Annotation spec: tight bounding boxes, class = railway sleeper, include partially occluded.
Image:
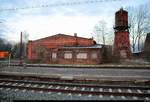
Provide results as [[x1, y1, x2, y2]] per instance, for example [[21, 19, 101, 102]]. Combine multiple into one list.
[[0, 85, 150, 98]]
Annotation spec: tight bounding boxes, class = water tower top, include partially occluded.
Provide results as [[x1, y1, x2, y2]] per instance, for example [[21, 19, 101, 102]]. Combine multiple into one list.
[[114, 8, 129, 31]]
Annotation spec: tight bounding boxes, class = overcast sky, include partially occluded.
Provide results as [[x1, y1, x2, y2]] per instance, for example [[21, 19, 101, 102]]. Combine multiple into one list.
[[0, 0, 149, 42]]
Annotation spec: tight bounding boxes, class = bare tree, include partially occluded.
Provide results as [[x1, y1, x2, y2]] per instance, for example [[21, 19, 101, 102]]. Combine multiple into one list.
[[93, 20, 113, 45], [94, 20, 106, 44], [127, 5, 150, 52], [35, 45, 47, 60], [11, 43, 20, 58]]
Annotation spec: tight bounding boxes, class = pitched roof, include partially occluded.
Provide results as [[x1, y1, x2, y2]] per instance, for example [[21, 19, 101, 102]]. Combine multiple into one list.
[[62, 44, 103, 49], [31, 33, 94, 42], [28, 33, 97, 49]]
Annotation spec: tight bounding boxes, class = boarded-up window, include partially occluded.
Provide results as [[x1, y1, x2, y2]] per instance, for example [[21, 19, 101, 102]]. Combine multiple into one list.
[[91, 52, 97, 59], [120, 50, 127, 58], [64, 52, 72, 59], [52, 52, 57, 59], [77, 53, 87, 59]]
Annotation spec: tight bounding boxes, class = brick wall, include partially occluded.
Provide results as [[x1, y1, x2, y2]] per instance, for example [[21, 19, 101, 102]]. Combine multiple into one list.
[[113, 31, 131, 58], [50, 48, 102, 65]]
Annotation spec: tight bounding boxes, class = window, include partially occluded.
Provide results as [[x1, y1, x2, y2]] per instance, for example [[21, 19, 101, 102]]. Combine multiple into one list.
[[64, 52, 72, 59], [91, 52, 97, 59], [52, 52, 57, 59], [77, 53, 87, 59]]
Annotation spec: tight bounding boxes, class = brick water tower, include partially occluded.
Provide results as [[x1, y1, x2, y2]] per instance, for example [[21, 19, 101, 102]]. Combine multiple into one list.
[[113, 8, 131, 58]]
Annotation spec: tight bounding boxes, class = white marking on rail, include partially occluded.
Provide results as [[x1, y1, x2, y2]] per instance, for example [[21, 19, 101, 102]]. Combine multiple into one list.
[[57, 92, 61, 95], [78, 94, 82, 96], [3, 82, 6, 84], [12, 83, 17, 86], [39, 91, 43, 93], [18, 83, 24, 86], [88, 94, 92, 97], [31, 90, 35, 93], [145, 97, 150, 100], [128, 89, 132, 93], [147, 90, 150, 93], [137, 89, 142, 93], [40, 85, 45, 88], [99, 88, 103, 92], [99, 95, 103, 98], [110, 95, 114, 99], [73, 87, 76, 90], [109, 88, 112, 92], [68, 93, 71, 96], [82, 87, 85, 91], [5, 82, 11, 85], [0, 82, 5, 85], [91, 88, 94, 91], [0, 88, 3, 90], [33, 84, 38, 87], [133, 96, 138, 100], [64, 86, 68, 90], [26, 84, 31, 87], [14, 89, 19, 92], [48, 85, 53, 89], [22, 89, 26, 92], [118, 89, 122, 93], [56, 86, 60, 89], [6, 88, 11, 91], [121, 96, 126, 99], [48, 92, 51, 94]]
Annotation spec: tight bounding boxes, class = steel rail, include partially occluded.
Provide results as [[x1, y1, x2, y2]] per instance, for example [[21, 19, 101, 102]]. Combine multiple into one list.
[[0, 79, 149, 90], [0, 84, 149, 98], [0, 74, 149, 86]]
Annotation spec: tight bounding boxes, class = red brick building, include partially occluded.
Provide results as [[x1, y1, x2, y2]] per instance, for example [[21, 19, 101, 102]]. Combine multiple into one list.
[[27, 34, 103, 64]]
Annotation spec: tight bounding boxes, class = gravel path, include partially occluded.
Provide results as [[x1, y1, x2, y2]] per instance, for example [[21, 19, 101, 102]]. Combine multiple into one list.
[[0, 66, 150, 79]]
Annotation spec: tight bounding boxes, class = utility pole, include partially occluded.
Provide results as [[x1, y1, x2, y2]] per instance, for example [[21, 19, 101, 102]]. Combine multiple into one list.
[[19, 32, 23, 65], [102, 28, 105, 45], [8, 52, 12, 67]]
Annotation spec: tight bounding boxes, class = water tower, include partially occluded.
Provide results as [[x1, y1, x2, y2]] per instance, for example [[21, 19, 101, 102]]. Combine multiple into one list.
[[113, 8, 131, 58]]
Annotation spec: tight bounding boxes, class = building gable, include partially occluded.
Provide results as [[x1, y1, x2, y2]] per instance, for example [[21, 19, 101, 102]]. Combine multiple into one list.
[[27, 33, 98, 61], [30, 34, 95, 48]]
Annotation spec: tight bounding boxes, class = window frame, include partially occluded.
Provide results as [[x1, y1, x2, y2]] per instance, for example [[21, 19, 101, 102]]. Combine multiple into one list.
[[52, 52, 57, 59], [91, 52, 98, 59], [64, 51, 72, 59], [76, 52, 87, 59]]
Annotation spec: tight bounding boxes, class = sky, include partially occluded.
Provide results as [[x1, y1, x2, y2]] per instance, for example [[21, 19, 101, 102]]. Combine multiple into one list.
[[0, 0, 150, 43]]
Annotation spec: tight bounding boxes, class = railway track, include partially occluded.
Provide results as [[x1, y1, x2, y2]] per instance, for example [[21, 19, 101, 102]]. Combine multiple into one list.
[[0, 79, 150, 100], [1, 63, 150, 100]]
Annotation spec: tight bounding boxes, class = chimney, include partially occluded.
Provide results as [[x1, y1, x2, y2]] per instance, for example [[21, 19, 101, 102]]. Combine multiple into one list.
[[74, 33, 78, 46], [74, 33, 77, 37]]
